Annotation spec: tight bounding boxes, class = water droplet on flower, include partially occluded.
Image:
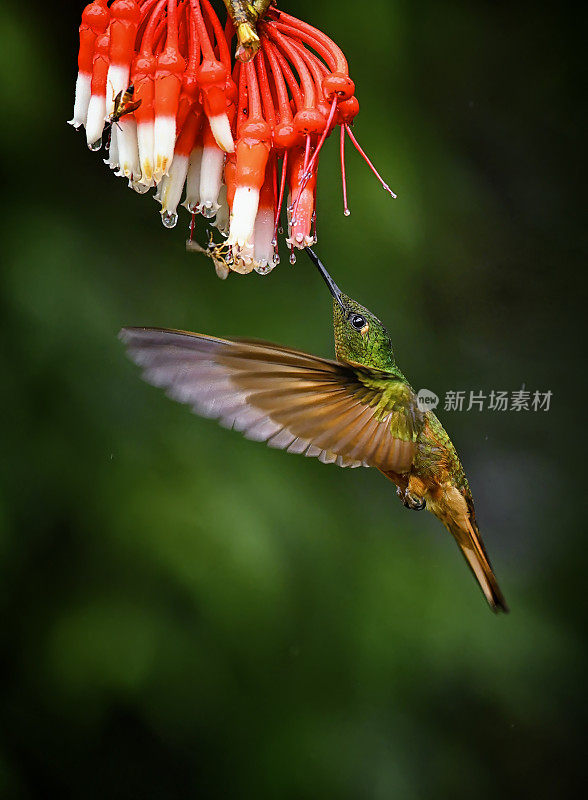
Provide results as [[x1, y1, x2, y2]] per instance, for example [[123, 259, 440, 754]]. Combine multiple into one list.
[[271, 237, 277, 247], [255, 261, 272, 275], [88, 138, 102, 152], [289, 252, 297, 265], [272, 253, 280, 265], [161, 210, 178, 229], [343, 208, 351, 217], [201, 202, 216, 219], [187, 202, 199, 214], [278, 226, 283, 235]]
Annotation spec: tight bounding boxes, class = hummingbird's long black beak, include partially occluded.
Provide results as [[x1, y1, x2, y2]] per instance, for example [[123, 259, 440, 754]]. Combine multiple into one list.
[[305, 247, 346, 311]]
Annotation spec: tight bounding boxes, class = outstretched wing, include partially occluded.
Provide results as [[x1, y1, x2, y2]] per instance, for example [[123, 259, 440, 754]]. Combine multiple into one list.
[[120, 327, 424, 473]]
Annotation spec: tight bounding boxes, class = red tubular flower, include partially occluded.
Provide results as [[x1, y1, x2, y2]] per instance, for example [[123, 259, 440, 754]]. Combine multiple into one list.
[[70, 0, 396, 277], [192, 0, 235, 153], [131, 0, 165, 186], [287, 143, 317, 250], [227, 59, 271, 267], [152, 1, 185, 181], [106, 0, 141, 116], [85, 28, 110, 149], [159, 105, 203, 226], [252, 154, 277, 273], [69, 0, 110, 129], [199, 118, 225, 216]]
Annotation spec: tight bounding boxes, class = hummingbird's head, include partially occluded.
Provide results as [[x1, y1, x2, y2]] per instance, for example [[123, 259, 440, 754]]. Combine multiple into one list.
[[305, 247, 396, 370]]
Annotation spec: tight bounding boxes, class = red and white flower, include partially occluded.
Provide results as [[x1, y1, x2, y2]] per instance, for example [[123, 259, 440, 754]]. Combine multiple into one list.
[[70, 0, 395, 277]]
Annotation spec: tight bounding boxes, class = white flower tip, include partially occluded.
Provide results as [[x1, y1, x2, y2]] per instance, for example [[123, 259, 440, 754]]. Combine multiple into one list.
[[254, 259, 275, 276], [286, 233, 314, 249], [227, 186, 259, 248], [131, 181, 150, 194], [139, 161, 154, 185], [198, 200, 220, 219], [208, 114, 235, 153], [181, 199, 199, 213]]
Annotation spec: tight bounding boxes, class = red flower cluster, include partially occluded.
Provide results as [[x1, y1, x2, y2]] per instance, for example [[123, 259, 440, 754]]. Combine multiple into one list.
[[70, 0, 395, 276]]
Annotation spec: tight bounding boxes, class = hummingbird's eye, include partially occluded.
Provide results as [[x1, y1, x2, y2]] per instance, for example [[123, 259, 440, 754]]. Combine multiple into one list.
[[350, 314, 368, 333]]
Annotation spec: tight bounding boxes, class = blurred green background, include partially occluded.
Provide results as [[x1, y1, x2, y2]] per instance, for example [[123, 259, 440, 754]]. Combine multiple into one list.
[[1, 1, 585, 797]]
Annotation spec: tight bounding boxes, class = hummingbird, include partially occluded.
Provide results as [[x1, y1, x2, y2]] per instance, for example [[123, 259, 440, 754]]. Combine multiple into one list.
[[120, 248, 508, 613]]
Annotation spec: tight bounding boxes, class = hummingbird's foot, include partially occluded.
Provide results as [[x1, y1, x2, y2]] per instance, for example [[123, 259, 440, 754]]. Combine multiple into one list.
[[397, 487, 426, 511]]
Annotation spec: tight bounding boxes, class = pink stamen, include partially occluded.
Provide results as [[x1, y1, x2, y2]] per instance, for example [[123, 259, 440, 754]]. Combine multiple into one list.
[[273, 150, 288, 243], [340, 123, 350, 215], [302, 134, 311, 176], [302, 95, 337, 181], [289, 95, 336, 224], [344, 123, 397, 198], [289, 135, 312, 223]]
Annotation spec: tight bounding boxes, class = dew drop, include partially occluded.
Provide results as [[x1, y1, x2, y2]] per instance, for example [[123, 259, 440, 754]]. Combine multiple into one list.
[[272, 253, 280, 265], [201, 203, 216, 219], [271, 237, 277, 247], [289, 252, 297, 265], [161, 210, 178, 229], [187, 202, 199, 214], [278, 226, 283, 234], [343, 208, 351, 217], [88, 138, 102, 152], [255, 261, 271, 275]]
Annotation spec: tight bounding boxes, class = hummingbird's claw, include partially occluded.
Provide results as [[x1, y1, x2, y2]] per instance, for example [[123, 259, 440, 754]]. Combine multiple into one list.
[[398, 488, 426, 511]]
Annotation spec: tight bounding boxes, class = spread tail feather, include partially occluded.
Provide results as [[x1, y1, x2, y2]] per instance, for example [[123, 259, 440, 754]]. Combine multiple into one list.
[[378, 468, 508, 612], [447, 515, 508, 613]]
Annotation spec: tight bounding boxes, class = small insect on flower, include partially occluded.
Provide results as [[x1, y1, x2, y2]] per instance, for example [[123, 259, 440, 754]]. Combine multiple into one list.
[[69, 0, 396, 278], [109, 83, 142, 127]]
